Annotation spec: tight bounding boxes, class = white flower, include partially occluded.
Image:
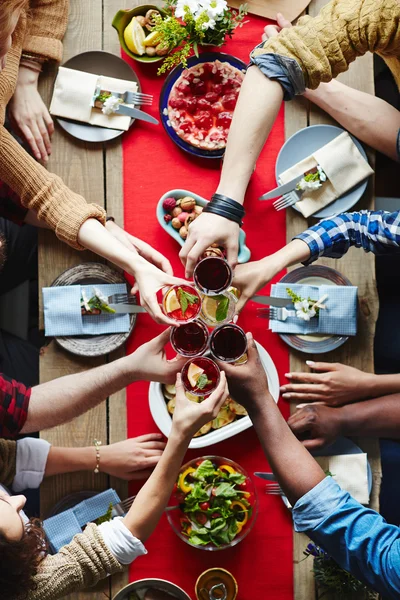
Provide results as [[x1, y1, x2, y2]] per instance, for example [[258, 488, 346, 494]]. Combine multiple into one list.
[[175, 0, 201, 18], [294, 299, 309, 312], [102, 96, 122, 115], [317, 164, 327, 182], [200, 0, 227, 18], [296, 178, 322, 191], [201, 15, 216, 29]]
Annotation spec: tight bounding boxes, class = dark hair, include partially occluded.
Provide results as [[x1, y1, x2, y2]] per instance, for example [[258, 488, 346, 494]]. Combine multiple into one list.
[[0, 518, 48, 599]]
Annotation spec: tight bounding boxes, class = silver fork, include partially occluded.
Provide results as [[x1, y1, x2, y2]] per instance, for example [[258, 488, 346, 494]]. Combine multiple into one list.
[[269, 306, 296, 321], [107, 293, 137, 305], [273, 189, 302, 211], [111, 91, 153, 106], [113, 495, 137, 516], [265, 483, 285, 496]]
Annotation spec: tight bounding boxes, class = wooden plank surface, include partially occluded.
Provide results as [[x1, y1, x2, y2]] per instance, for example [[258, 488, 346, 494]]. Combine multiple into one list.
[[285, 2, 381, 598]]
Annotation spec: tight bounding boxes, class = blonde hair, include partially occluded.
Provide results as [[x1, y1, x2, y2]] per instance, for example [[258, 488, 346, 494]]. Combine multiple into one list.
[[0, 0, 28, 51]]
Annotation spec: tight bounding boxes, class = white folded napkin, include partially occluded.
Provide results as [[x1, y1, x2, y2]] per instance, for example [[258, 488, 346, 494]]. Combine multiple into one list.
[[316, 453, 369, 505], [50, 67, 138, 131], [278, 132, 374, 218]]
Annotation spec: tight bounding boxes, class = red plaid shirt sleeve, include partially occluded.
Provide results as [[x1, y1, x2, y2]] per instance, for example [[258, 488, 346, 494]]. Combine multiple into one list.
[[0, 374, 31, 438]]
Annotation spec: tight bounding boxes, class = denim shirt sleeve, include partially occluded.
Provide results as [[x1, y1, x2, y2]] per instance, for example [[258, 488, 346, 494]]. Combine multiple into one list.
[[293, 477, 400, 599], [249, 42, 306, 101], [294, 210, 400, 265]]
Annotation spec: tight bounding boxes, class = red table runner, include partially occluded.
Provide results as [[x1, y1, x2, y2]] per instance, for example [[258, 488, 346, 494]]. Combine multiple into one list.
[[122, 15, 293, 599]]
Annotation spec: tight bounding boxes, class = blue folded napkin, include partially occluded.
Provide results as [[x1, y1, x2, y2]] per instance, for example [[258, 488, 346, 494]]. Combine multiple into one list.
[[43, 283, 130, 336], [270, 283, 358, 336], [43, 488, 121, 553]]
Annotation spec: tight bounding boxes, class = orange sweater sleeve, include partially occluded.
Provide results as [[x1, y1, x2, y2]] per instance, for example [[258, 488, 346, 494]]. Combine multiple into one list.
[[0, 126, 106, 249], [23, 0, 69, 62]]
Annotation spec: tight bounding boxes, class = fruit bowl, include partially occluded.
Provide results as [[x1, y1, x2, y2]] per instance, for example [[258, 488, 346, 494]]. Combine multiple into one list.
[[157, 188, 251, 264], [167, 456, 258, 551], [112, 5, 168, 64]]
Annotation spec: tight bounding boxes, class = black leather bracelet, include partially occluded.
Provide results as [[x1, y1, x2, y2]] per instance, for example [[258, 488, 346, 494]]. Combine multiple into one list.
[[209, 198, 245, 218], [211, 193, 245, 216], [203, 203, 243, 226]]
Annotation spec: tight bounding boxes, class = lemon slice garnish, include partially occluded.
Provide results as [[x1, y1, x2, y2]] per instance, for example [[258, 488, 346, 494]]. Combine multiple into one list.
[[144, 31, 161, 46], [124, 17, 146, 56], [165, 289, 180, 313], [187, 363, 204, 388], [201, 296, 219, 321]]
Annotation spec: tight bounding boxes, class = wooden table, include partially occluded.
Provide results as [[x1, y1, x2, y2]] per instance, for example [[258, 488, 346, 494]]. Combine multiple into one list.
[[38, 1, 380, 599]]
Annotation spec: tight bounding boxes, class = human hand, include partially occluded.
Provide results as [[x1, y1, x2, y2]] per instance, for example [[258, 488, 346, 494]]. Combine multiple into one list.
[[232, 258, 278, 313], [100, 434, 166, 480], [179, 213, 240, 278], [172, 372, 229, 437], [105, 221, 173, 287], [129, 328, 188, 384], [280, 362, 376, 407], [288, 404, 344, 450], [261, 12, 292, 42], [127, 255, 187, 325], [217, 333, 271, 410], [8, 66, 53, 162]]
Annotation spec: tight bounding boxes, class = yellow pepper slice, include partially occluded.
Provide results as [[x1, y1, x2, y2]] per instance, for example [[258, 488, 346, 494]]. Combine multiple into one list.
[[178, 467, 196, 493], [231, 500, 248, 526], [219, 464, 236, 475]]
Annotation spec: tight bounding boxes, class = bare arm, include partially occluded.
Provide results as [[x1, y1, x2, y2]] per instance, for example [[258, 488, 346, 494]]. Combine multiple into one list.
[[305, 80, 400, 161], [288, 393, 400, 451], [221, 334, 325, 507], [179, 68, 283, 275], [123, 373, 228, 542], [21, 329, 187, 433]]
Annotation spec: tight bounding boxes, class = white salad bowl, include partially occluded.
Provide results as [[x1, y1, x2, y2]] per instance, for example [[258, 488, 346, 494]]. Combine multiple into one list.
[[149, 340, 279, 448]]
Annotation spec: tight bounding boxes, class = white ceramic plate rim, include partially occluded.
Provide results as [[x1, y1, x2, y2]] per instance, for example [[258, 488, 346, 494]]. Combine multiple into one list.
[[149, 340, 279, 449]]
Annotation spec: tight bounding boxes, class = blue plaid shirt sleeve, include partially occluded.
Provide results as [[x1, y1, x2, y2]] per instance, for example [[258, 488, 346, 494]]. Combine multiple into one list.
[[294, 210, 400, 265], [293, 477, 400, 599]]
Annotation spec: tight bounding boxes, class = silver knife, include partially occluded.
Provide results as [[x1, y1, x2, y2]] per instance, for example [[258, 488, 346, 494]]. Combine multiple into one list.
[[259, 173, 305, 201], [254, 472, 277, 481], [114, 104, 159, 125], [109, 304, 147, 314], [251, 295, 292, 307]]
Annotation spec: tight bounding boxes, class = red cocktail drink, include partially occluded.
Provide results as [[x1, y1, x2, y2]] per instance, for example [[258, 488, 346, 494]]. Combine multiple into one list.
[[181, 356, 220, 397], [163, 285, 201, 323], [170, 320, 209, 357], [210, 324, 248, 363], [194, 257, 233, 295]]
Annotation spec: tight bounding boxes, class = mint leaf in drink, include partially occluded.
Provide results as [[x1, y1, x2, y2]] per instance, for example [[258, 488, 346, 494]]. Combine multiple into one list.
[[177, 288, 199, 315], [216, 296, 230, 322], [197, 373, 211, 390], [177, 287, 188, 315]]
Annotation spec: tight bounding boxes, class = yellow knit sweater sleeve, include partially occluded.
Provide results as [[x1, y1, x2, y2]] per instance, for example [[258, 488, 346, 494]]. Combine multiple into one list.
[[0, 439, 17, 487], [0, 126, 106, 249], [23, 0, 69, 63], [27, 524, 124, 600], [252, 0, 400, 89]]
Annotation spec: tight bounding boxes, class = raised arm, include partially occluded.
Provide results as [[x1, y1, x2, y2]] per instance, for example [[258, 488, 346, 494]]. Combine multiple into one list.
[[21, 330, 187, 433], [29, 374, 229, 600], [221, 335, 400, 599]]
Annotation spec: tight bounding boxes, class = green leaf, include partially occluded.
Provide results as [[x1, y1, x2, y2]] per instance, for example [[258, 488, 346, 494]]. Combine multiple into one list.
[[227, 472, 246, 484], [95, 503, 113, 525], [177, 287, 199, 315], [197, 373, 211, 389], [193, 41, 199, 58], [193, 459, 215, 480], [214, 482, 237, 498], [216, 296, 230, 322], [189, 533, 210, 546]]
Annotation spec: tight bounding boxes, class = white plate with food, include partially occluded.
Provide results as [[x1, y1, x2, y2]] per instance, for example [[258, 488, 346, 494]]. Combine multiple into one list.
[[149, 340, 279, 448]]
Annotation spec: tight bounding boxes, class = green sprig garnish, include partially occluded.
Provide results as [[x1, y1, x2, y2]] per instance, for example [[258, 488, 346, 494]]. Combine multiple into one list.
[[177, 287, 199, 315], [215, 295, 230, 322], [197, 373, 211, 389], [96, 92, 112, 103], [95, 503, 113, 525]]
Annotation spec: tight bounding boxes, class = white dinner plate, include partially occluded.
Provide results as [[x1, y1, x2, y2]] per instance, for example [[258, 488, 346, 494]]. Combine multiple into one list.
[[149, 340, 279, 449]]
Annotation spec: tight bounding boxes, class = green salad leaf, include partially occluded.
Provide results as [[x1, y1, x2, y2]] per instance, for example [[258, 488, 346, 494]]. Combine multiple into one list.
[[193, 459, 215, 480], [214, 482, 238, 498]]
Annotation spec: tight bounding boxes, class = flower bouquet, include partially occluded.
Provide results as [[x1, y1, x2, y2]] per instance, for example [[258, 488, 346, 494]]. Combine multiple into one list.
[[303, 542, 377, 599], [154, 0, 247, 73]]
